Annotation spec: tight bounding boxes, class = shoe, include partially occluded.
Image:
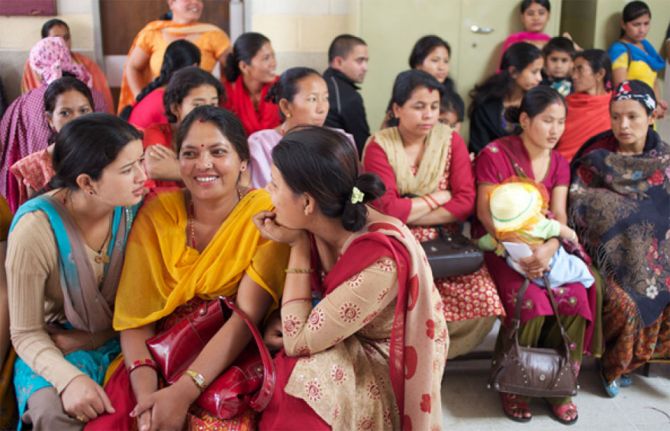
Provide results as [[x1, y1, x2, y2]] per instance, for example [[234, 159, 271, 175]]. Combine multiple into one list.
[[500, 392, 532, 423], [618, 374, 633, 387], [599, 369, 619, 398], [546, 399, 579, 425]]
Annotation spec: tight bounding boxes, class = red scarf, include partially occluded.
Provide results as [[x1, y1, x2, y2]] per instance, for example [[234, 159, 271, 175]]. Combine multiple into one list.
[[223, 76, 280, 136]]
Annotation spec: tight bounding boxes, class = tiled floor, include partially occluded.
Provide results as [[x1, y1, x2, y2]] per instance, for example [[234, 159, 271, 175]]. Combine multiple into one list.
[[441, 357, 670, 430]]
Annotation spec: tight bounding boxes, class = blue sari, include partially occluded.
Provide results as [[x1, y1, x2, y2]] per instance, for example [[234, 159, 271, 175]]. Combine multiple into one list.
[[9, 195, 137, 427]]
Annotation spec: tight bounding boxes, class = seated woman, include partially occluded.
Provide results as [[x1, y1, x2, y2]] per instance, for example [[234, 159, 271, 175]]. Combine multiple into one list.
[[119, 0, 230, 114], [6, 114, 146, 430], [409, 35, 464, 121], [363, 70, 504, 359], [257, 126, 447, 431], [0, 37, 108, 211], [247, 67, 353, 188], [556, 49, 612, 161], [87, 106, 288, 431], [570, 80, 670, 397], [469, 42, 543, 153], [21, 19, 114, 114], [475, 86, 599, 425], [10, 77, 94, 207], [223, 32, 280, 136], [124, 39, 201, 129], [142, 66, 223, 193]]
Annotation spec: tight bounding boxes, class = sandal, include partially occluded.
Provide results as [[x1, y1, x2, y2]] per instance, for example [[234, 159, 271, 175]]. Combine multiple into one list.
[[500, 392, 532, 423], [599, 369, 619, 398], [546, 400, 579, 425], [618, 374, 633, 387]]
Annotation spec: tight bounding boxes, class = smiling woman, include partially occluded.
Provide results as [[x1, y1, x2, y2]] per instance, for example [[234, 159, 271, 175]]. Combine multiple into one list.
[[88, 105, 288, 431]]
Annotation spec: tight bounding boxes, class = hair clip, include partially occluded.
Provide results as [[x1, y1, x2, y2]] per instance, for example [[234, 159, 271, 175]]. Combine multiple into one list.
[[351, 186, 365, 204]]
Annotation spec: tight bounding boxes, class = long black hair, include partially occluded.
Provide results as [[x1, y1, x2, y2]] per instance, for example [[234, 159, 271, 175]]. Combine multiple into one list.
[[469, 42, 542, 117], [49, 114, 142, 190], [163, 66, 224, 124], [620, 1, 651, 37], [120, 39, 201, 120], [265, 67, 322, 120], [273, 126, 385, 232], [223, 32, 271, 82]]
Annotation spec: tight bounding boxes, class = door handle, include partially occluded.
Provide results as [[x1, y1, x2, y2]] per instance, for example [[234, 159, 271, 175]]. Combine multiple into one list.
[[470, 25, 494, 34]]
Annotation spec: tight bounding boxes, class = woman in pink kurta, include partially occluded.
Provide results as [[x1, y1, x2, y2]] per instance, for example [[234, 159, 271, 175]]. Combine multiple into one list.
[[364, 70, 504, 359]]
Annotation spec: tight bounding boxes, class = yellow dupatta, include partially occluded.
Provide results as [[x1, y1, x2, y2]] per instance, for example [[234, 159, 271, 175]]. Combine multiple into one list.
[[366, 123, 452, 196], [113, 189, 289, 330]]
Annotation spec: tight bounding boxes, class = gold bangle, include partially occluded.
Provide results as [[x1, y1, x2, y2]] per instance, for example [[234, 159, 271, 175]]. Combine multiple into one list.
[[285, 268, 314, 274], [184, 369, 207, 392]]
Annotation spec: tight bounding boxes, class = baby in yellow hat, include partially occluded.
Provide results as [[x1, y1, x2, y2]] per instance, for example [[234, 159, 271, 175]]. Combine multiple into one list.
[[479, 180, 594, 287]]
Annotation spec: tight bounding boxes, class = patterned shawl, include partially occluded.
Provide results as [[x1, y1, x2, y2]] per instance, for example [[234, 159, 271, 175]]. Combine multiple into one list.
[[318, 214, 448, 430], [569, 129, 670, 326], [367, 123, 452, 196]]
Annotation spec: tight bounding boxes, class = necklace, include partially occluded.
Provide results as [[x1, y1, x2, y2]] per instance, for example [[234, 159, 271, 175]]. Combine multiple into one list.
[[188, 188, 243, 249], [64, 190, 112, 264]]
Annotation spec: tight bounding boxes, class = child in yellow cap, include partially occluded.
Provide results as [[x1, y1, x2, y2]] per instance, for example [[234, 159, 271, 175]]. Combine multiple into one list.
[[479, 179, 594, 288]]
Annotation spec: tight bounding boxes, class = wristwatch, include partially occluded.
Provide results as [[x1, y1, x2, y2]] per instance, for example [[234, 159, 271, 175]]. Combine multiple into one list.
[[184, 369, 207, 392]]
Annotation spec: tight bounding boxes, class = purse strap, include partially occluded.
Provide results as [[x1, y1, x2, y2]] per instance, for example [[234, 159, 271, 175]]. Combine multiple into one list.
[[218, 297, 276, 412], [511, 275, 573, 355]]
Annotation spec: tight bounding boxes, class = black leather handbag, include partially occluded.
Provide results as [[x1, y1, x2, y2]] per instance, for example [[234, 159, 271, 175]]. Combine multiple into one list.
[[421, 227, 484, 278], [488, 276, 578, 398]]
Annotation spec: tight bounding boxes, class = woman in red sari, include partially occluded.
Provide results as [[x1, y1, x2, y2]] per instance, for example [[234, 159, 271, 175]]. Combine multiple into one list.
[[256, 126, 447, 431], [475, 86, 600, 425], [223, 33, 280, 136]]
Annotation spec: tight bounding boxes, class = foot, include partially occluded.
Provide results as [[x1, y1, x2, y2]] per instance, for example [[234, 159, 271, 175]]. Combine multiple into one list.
[[600, 370, 619, 398], [548, 400, 579, 425], [618, 374, 633, 387], [500, 392, 532, 422]]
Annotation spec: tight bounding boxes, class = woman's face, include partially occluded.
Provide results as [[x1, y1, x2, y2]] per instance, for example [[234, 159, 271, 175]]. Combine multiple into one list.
[[392, 86, 440, 139], [242, 42, 277, 85], [172, 84, 219, 123], [521, 2, 550, 33], [267, 165, 308, 230], [571, 57, 601, 94], [47, 24, 71, 51], [520, 101, 566, 150], [282, 75, 329, 128], [622, 13, 651, 43], [179, 120, 246, 202], [92, 139, 147, 207], [417, 46, 450, 84], [610, 99, 653, 148], [513, 58, 544, 92], [168, 0, 203, 23], [47, 90, 93, 132]]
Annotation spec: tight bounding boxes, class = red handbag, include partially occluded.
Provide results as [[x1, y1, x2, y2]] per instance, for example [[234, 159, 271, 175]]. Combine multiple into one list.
[[145, 296, 275, 419]]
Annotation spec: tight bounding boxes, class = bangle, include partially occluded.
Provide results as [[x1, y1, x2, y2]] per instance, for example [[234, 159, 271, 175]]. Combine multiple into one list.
[[127, 358, 157, 374], [285, 268, 313, 274], [425, 194, 440, 209], [282, 297, 312, 307], [419, 196, 435, 210], [184, 369, 207, 392]]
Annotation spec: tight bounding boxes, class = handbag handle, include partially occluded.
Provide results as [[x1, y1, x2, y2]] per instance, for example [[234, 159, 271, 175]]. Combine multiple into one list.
[[510, 275, 574, 356], [218, 296, 276, 412]]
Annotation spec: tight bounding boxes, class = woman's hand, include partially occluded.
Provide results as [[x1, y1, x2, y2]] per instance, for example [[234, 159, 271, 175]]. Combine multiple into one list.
[[656, 99, 668, 120], [519, 238, 559, 279], [46, 325, 91, 355], [130, 378, 196, 431], [263, 310, 284, 352], [253, 211, 308, 247], [61, 375, 115, 422], [144, 145, 180, 181]]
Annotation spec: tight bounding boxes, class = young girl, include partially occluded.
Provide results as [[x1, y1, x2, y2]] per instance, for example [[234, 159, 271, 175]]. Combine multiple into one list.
[[608, 1, 667, 118], [501, 0, 552, 57]]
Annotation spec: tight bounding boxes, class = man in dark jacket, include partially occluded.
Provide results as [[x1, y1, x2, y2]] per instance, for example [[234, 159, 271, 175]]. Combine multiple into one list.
[[323, 34, 370, 156]]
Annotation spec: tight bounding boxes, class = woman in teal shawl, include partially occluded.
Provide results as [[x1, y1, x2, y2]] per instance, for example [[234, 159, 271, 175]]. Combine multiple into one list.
[[6, 114, 146, 430]]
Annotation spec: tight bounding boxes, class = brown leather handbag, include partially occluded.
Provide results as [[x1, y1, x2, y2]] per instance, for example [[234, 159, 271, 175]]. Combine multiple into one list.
[[146, 296, 275, 419], [422, 227, 484, 278], [488, 276, 578, 398]]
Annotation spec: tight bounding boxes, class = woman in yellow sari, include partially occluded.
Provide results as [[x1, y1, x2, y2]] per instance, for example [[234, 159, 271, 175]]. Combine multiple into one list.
[[86, 106, 288, 431], [119, 0, 231, 113]]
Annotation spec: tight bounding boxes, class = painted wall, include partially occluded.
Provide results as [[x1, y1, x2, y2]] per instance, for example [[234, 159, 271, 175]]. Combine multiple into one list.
[[0, 0, 97, 102]]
